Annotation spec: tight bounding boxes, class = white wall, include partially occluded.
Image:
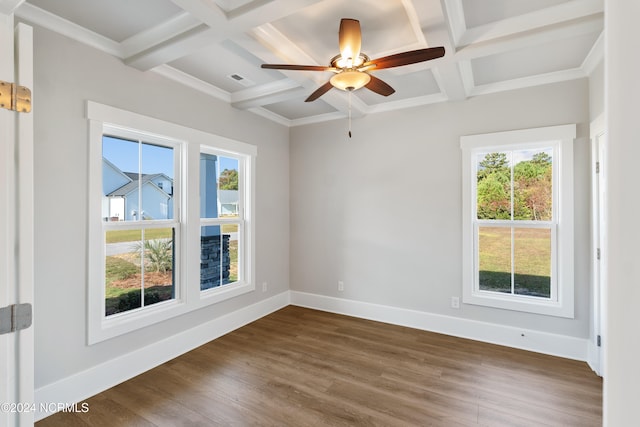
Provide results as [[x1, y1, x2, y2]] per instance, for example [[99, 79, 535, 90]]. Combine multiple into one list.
[[290, 78, 591, 341], [31, 25, 290, 389], [604, 1, 640, 424]]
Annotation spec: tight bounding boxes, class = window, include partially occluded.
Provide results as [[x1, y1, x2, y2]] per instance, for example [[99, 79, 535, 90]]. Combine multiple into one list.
[[199, 151, 243, 292], [102, 133, 179, 317], [88, 102, 256, 343], [461, 125, 575, 317]]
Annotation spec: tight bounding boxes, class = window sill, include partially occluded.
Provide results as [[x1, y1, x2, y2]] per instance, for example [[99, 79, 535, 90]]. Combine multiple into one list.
[[89, 299, 188, 345], [200, 281, 255, 304], [462, 290, 574, 318]]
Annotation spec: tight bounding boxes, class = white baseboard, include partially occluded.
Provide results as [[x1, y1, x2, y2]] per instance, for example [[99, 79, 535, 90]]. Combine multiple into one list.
[[34, 291, 290, 422], [35, 290, 591, 422], [587, 338, 602, 376], [290, 291, 589, 362]]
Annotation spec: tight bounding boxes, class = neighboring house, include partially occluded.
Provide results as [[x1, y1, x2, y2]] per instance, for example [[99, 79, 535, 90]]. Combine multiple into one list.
[[218, 189, 239, 216], [102, 158, 173, 221]]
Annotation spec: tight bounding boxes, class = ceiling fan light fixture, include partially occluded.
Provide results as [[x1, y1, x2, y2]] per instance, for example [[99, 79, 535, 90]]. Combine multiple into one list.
[[331, 53, 369, 69], [330, 70, 371, 91], [261, 18, 445, 102]]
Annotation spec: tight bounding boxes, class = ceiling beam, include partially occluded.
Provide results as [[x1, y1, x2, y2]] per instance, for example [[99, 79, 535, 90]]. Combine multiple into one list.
[[151, 64, 231, 102], [120, 11, 203, 59], [414, 0, 466, 101], [458, 0, 603, 47], [14, 2, 121, 56], [125, 0, 323, 71], [455, 14, 603, 61], [441, 0, 466, 46], [468, 68, 587, 98], [581, 31, 604, 75], [124, 24, 217, 70], [0, 0, 25, 15], [230, 79, 306, 109]]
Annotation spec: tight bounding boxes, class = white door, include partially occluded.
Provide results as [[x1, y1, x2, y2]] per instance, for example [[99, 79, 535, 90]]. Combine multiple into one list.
[[0, 6, 34, 426], [591, 115, 607, 377]]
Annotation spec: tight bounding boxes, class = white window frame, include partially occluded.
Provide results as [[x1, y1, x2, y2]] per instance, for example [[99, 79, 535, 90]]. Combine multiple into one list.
[[88, 101, 256, 344], [460, 124, 575, 318], [198, 147, 255, 304]]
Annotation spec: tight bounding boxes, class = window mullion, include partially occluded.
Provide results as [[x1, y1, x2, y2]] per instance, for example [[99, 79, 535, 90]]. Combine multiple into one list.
[[510, 225, 515, 295], [140, 228, 145, 308]]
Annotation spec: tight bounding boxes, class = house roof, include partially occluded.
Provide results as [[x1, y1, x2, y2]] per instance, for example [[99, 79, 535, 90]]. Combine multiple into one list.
[[107, 173, 172, 197], [219, 190, 239, 204]]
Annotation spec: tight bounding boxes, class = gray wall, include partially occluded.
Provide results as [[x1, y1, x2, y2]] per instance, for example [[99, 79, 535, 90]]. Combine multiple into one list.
[[30, 17, 597, 391], [32, 25, 290, 388], [589, 61, 604, 121], [604, 0, 640, 422], [290, 78, 591, 339]]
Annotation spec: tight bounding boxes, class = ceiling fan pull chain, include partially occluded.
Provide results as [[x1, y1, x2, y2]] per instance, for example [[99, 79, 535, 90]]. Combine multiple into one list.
[[348, 90, 352, 138]]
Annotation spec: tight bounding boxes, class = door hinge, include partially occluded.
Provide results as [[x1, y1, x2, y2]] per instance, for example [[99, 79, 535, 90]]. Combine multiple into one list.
[[597, 335, 602, 347], [0, 80, 32, 113], [0, 303, 33, 335], [597, 248, 601, 260], [595, 161, 600, 174]]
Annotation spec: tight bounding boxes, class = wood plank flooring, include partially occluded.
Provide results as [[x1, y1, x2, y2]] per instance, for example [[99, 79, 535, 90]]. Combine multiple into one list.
[[37, 306, 602, 426]]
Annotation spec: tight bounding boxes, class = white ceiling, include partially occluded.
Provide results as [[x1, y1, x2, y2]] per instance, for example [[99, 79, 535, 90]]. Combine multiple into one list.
[[12, 0, 603, 127]]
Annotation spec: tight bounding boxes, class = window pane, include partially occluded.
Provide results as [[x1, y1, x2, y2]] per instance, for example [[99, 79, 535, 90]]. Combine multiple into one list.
[[141, 143, 174, 220], [102, 136, 138, 222], [201, 225, 231, 290], [512, 149, 553, 221], [142, 228, 175, 307], [105, 229, 142, 316], [476, 152, 512, 220], [219, 156, 240, 218], [514, 228, 551, 298], [200, 154, 240, 219], [104, 228, 175, 316], [224, 224, 239, 283], [102, 137, 175, 222], [478, 226, 511, 293]]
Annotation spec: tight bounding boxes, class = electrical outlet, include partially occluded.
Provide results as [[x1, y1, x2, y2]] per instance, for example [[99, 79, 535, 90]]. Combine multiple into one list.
[[262, 282, 267, 292], [338, 281, 344, 291], [451, 296, 460, 309]]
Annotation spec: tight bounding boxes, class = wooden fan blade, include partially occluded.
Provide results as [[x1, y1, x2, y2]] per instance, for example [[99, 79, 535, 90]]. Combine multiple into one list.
[[262, 64, 336, 72], [363, 47, 445, 70], [365, 75, 395, 97], [305, 81, 334, 102], [339, 18, 361, 65]]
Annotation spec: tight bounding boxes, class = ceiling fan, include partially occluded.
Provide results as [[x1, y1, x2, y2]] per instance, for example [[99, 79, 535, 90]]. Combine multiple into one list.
[[261, 18, 445, 102]]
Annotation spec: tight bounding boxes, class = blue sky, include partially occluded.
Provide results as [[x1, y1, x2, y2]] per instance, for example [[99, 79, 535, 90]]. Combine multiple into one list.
[[103, 136, 238, 178]]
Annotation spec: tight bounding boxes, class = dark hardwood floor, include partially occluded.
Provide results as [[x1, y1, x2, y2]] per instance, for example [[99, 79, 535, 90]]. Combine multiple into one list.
[[37, 306, 602, 426]]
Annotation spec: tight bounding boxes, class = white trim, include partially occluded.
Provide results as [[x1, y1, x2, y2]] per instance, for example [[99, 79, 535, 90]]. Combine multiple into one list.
[[460, 124, 576, 318], [290, 291, 588, 361], [35, 291, 290, 422], [589, 113, 606, 377], [587, 339, 601, 375], [15, 2, 121, 57], [151, 64, 231, 103], [35, 290, 591, 422], [87, 102, 257, 157], [468, 68, 587, 98], [87, 101, 257, 344], [582, 32, 604, 76], [15, 23, 34, 426]]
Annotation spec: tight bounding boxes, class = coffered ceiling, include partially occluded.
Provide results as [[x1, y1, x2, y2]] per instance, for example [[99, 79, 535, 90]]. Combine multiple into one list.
[[10, 0, 603, 126]]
